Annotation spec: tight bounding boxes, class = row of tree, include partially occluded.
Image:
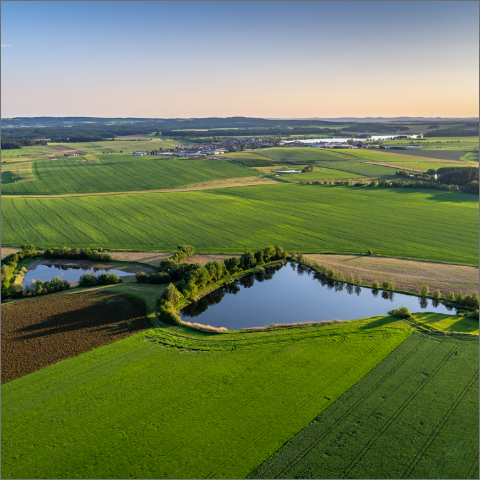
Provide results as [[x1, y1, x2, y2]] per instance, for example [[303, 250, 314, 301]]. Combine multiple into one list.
[[1, 245, 39, 299], [78, 272, 123, 287], [1, 139, 47, 149], [44, 246, 114, 262], [152, 245, 288, 325], [9, 276, 70, 298]]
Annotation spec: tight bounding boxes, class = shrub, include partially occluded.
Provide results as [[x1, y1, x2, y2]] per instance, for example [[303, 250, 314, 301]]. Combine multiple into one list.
[[388, 306, 412, 318], [160, 283, 183, 306], [355, 276, 362, 286], [456, 292, 464, 304], [158, 305, 182, 325], [79, 272, 122, 287], [367, 250, 373, 255], [346, 273, 355, 284], [372, 280, 379, 289], [382, 281, 390, 290], [419, 285, 429, 297], [446, 292, 455, 303], [469, 309, 479, 319], [389, 281, 395, 291], [433, 289, 441, 300]]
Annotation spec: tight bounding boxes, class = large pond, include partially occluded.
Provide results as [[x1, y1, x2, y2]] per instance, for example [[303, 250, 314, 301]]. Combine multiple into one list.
[[22, 261, 138, 285], [285, 135, 413, 143], [181, 263, 457, 330]]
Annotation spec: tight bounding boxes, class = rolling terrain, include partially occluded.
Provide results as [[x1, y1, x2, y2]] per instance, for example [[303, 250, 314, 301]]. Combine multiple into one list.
[[3, 184, 477, 264]]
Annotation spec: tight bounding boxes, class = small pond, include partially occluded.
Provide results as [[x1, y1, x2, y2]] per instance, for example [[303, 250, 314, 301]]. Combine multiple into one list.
[[181, 262, 458, 330], [22, 260, 139, 285]]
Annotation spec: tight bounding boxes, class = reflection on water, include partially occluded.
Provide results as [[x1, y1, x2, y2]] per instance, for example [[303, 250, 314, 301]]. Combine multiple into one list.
[[23, 263, 133, 284], [181, 262, 457, 330]]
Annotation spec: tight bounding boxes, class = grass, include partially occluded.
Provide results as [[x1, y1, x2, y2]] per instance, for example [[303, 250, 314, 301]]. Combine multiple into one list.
[[250, 331, 479, 479], [368, 161, 473, 172], [2, 184, 478, 264], [1, 319, 411, 479], [249, 147, 353, 162], [0, 146, 58, 158], [461, 152, 479, 162], [1, 157, 258, 195], [315, 161, 400, 177], [1, 161, 35, 184], [279, 167, 362, 180]]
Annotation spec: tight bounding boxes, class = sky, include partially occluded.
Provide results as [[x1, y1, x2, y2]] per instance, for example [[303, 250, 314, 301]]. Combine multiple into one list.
[[1, 1, 478, 119]]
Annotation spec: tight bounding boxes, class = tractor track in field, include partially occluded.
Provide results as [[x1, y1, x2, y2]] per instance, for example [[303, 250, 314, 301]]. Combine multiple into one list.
[[262, 334, 427, 479], [401, 368, 479, 479], [339, 341, 460, 479], [206, 333, 389, 479]]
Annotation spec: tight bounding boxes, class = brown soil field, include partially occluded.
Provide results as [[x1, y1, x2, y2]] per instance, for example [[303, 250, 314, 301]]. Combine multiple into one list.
[[2, 175, 277, 198], [1, 291, 151, 383], [186, 253, 241, 265], [305, 254, 479, 296]]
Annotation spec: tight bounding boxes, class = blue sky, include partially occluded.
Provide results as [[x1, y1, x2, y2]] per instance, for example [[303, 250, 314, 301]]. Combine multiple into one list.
[[2, 1, 478, 118]]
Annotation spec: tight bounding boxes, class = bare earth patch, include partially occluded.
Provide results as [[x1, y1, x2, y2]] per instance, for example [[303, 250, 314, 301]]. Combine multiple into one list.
[[305, 254, 479, 296], [186, 253, 241, 265], [107, 251, 172, 267], [1, 247, 45, 259]]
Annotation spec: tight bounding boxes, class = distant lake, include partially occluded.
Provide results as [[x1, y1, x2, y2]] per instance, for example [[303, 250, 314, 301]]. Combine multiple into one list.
[[180, 262, 457, 330]]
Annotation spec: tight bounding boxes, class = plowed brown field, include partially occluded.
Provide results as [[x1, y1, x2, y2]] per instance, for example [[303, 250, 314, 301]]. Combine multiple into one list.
[[1, 291, 151, 383]]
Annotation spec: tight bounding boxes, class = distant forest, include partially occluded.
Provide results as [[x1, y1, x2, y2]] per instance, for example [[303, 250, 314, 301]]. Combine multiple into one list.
[[1, 139, 47, 149]]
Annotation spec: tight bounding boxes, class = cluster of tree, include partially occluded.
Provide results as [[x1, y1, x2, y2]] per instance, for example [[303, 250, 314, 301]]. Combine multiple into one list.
[[233, 159, 275, 167], [9, 276, 70, 298], [388, 306, 413, 318], [444, 290, 479, 309], [167, 128, 340, 138], [159, 245, 195, 272], [44, 246, 114, 262], [436, 167, 479, 186], [50, 135, 106, 143], [302, 165, 314, 173], [1, 245, 39, 298], [424, 127, 479, 137], [1, 139, 48, 149], [78, 272, 123, 287]]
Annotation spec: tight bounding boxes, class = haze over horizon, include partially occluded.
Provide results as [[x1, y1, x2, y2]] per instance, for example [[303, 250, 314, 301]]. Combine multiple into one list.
[[1, 1, 478, 118]]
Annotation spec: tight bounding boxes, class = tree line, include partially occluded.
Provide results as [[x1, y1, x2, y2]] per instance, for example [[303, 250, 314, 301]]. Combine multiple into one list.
[[78, 272, 123, 287], [44, 246, 114, 262], [1, 139, 47, 149]]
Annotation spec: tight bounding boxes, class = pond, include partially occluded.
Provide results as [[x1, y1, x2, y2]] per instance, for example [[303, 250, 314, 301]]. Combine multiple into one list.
[[22, 260, 141, 285], [180, 262, 458, 330], [285, 135, 412, 143]]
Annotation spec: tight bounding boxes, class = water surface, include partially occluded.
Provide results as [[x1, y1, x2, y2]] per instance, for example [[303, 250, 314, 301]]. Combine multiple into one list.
[[181, 263, 457, 330]]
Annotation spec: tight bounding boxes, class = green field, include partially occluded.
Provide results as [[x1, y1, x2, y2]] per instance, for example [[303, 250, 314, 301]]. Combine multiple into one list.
[[2, 184, 478, 264], [1, 145, 58, 158], [1, 157, 257, 195], [1, 161, 35, 184], [1, 317, 411, 479], [369, 161, 474, 172], [251, 331, 479, 479], [280, 167, 362, 180], [315, 161, 400, 177], [461, 151, 479, 162], [248, 147, 352, 162]]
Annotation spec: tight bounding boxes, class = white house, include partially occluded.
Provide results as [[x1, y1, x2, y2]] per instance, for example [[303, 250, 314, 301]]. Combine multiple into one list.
[[133, 151, 147, 156]]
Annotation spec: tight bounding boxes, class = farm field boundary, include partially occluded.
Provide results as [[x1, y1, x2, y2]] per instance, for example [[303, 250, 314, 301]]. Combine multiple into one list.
[[250, 331, 479, 479]]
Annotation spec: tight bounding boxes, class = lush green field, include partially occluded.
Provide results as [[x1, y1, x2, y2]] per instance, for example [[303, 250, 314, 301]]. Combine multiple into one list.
[[251, 331, 479, 479], [1, 161, 35, 184], [1, 145, 57, 158], [1, 317, 410, 479], [316, 161, 400, 177], [1, 157, 257, 195], [280, 167, 362, 180], [3, 184, 478, 264], [250, 147, 352, 162], [369, 161, 473, 172], [462, 152, 479, 162]]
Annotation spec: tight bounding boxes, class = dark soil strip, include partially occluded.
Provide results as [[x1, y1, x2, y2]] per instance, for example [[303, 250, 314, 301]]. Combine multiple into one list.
[[1, 291, 151, 383]]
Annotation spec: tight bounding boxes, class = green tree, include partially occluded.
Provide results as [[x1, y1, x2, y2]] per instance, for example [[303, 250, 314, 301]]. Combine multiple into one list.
[[419, 285, 429, 297], [446, 292, 455, 302], [389, 281, 395, 291], [382, 281, 390, 290], [240, 251, 256, 270], [456, 292, 464, 304], [433, 289, 441, 300], [355, 275, 362, 286], [346, 273, 355, 284], [263, 246, 276, 262], [372, 280, 380, 289], [161, 283, 183, 306]]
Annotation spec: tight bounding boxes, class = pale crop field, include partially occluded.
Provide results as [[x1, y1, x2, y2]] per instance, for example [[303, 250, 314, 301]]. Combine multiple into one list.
[[1, 161, 35, 184], [2, 184, 478, 264]]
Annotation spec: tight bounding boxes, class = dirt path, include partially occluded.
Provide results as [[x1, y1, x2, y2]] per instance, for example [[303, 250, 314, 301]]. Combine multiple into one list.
[[305, 253, 479, 296], [2, 175, 276, 198]]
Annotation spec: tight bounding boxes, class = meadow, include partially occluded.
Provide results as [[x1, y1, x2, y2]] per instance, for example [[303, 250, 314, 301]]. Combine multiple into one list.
[[1, 145, 58, 158], [251, 331, 479, 479], [2, 184, 478, 264], [1, 161, 35, 184], [279, 167, 362, 180], [1, 157, 257, 195], [367, 161, 471, 172], [1, 318, 410, 479], [315, 161, 400, 177]]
